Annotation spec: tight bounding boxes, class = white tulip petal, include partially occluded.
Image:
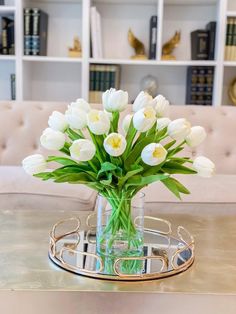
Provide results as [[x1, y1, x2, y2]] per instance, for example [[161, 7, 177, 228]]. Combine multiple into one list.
[[133, 106, 156, 133], [133, 91, 156, 112], [141, 143, 167, 166], [104, 133, 127, 157], [65, 107, 87, 130], [69, 139, 96, 162], [40, 128, 65, 150], [70, 99, 91, 113], [22, 154, 47, 175], [185, 126, 207, 147], [102, 88, 128, 112], [193, 156, 215, 178], [154, 94, 170, 118], [168, 118, 191, 141], [87, 109, 110, 135], [156, 117, 171, 130], [122, 114, 133, 133], [48, 111, 68, 132]]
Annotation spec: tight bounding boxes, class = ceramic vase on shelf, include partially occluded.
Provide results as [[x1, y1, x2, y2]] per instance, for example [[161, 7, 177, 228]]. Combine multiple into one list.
[[95, 192, 145, 276]]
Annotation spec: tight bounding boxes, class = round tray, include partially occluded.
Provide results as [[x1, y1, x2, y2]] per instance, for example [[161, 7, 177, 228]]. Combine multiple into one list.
[[49, 216, 195, 281]]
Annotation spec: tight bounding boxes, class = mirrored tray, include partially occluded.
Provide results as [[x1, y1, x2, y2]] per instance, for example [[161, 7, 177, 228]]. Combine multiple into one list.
[[49, 216, 195, 281]]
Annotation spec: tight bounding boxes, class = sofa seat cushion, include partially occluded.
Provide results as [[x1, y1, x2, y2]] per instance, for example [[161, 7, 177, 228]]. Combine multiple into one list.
[[0, 166, 96, 211], [143, 174, 236, 204]]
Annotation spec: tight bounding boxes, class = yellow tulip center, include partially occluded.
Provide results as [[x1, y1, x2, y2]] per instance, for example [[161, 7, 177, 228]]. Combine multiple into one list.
[[107, 137, 121, 149], [90, 112, 100, 122], [153, 147, 164, 158], [144, 108, 155, 119]]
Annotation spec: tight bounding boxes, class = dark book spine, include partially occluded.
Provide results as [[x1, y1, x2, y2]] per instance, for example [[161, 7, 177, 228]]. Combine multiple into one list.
[[10, 74, 16, 100], [32, 8, 48, 56], [24, 8, 32, 55], [1, 17, 9, 54], [206, 21, 216, 60], [191, 30, 209, 60], [149, 15, 157, 60], [7, 18, 14, 55], [39, 10, 48, 56], [232, 18, 236, 61], [186, 67, 195, 104], [31, 8, 40, 55]]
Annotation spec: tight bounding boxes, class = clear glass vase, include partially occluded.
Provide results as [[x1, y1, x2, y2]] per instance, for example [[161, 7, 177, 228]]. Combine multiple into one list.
[[96, 192, 145, 276]]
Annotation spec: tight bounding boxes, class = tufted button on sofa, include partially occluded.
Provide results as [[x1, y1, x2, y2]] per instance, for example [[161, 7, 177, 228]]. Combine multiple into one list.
[[0, 101, 236, 211]]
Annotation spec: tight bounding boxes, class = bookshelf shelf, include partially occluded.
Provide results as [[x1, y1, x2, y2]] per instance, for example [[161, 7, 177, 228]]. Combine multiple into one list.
[[226, 11, 236, 17], [0, 55, 16, 60], [0, 6, 16, 13], [224, 61, 236, 67], [89, 58, 217, 66], [0, 0, 233, 105], [22, 56, 82, 63]]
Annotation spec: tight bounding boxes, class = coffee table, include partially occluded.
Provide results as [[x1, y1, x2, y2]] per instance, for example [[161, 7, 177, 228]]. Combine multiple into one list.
[[1, 195, 236, 314]]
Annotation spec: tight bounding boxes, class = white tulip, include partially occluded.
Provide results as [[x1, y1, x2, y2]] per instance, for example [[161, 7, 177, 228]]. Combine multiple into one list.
[[65, 106, 87, 130], [102, 88, 128, 112], [156, 117, 171, 130], [69, 139, 96, 162], [48, 111, 68, 132], [185, 126, 207, 147], [132, 91, 156, 112], [155, 94, 170, 118], [22, 154, 47, 175], [133, 106, 156, 133], [40, 128, 65, 150], [122, 114, 133, 133], [193, 156, 215, 178], [69, 98, 91, 113], [141, 143, 167, 166], [168, 118, 191, 141], [87, 109, 110, 135], [104, 133, 127, 157]]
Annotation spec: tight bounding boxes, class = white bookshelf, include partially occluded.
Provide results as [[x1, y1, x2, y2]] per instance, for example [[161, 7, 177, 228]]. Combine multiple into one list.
[[0, 0, 235, 106]]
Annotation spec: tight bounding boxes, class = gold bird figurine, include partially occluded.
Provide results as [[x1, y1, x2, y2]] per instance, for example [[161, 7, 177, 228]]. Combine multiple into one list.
[[128, 29, 147, 60], [162, 31, 181, 60]]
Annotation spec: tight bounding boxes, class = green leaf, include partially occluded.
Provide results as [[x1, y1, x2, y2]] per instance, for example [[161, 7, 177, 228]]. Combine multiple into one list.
[[125, 133, 156, 167], [47, 156, 78, 166], [164, 140, 176, 150], [52, 165, 96, 179], [161, 177, 181, 199], [123, 120, 137, 159], [118, 165, 144, 187], [155, 126, 168, 141], [170, 178, 190, 194], [54, 172, 94, 183], [125, 173, 168, 188], [33, 172, 54, 180], [169, 157, 191, 164], [97, 162, 117, 178], [66, 128, 83, 141], [100, 173, 113, 186], [167, 146, 184, 158], [162, 161, 197, 174]]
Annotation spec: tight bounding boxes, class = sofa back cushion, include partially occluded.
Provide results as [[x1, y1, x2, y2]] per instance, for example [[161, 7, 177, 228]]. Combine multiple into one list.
[[0, 101, 235, 174]]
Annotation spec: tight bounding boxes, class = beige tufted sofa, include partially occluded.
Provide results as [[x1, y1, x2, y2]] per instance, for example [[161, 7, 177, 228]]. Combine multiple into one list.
[[0, 101, 236, 211]]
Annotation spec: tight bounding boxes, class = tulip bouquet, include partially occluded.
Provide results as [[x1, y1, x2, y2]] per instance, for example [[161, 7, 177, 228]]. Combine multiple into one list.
[[23, 89, 215, 274]]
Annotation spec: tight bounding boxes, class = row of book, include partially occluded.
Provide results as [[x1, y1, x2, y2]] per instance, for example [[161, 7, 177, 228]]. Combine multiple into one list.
[[23, 8, 48, 56], [0, 15, 14, 55], [89, 64, 120, 103], [225, 17, 236, 61], [186, 66, 214, 106], [191, 21, 216, 60]]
